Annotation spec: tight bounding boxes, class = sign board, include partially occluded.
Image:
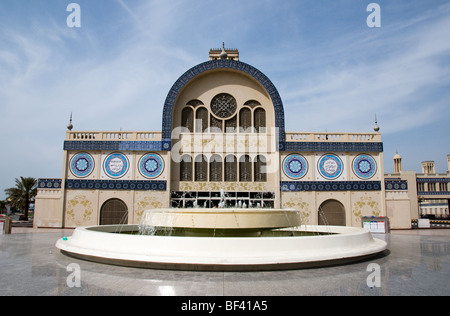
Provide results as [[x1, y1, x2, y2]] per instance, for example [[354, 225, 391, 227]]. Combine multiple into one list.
[[362, 216, 390, 233], [418, 219, 430, 228]]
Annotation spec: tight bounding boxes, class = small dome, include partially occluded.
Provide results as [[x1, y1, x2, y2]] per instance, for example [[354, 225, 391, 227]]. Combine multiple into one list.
[[394, 153, 402, 160]]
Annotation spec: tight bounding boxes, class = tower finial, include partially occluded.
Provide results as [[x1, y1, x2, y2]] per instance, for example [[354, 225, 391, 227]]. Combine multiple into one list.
[[220, 42, 228, 59], [67, 112, 73, 131], [373, 114, 380, 132]]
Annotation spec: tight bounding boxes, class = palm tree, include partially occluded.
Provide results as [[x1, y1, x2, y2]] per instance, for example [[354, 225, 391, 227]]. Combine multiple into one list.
[[0, 199, 6, 215], [4, 177, 37, 221]]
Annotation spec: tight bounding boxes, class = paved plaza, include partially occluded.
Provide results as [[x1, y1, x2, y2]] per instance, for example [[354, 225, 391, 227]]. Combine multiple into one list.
[[0, 228, 449, 296]]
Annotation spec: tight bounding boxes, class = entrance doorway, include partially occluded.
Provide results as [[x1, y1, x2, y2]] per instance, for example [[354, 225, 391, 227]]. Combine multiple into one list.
[[318, 200, 346, 226], [100, 199, 128, 225]]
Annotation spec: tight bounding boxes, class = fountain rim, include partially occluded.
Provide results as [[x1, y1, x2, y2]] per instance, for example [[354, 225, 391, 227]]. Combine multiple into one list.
[[56, 224, 388, 271]]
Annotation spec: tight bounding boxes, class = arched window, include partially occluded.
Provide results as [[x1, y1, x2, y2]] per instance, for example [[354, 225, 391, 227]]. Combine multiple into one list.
[[209, 155, 222, 182], [239, 108, 251, 132], [195, 155, 207, 181], [180, 155, 192, 181], [254, 108, 266, 133], [225, 155, 237, 182], [181, 107, 193, 132], [225, 116, 237, 133], [318, 200, 346, 226], [244, 100, 261, 108], [239, 155, 252, 182], [210, 115, 222, 132], [254, 155, 267, 182], [100, 199, 128, 225], [195, 107, 208, 132], [187, 99, 204, 107]]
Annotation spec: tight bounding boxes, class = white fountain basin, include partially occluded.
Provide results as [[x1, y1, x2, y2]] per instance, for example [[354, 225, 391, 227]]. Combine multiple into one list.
[[56, 224, 387, 271], [140, 208, 302, 229]]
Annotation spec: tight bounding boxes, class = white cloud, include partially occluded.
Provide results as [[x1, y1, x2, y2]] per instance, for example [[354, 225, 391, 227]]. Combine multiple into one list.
[[282, 8, 450, 134]]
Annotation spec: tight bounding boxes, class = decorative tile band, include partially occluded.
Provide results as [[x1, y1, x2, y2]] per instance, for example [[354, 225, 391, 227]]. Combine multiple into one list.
[[418, 191, 450, 196], [64, 141, 163, 151], [284, 142, 383, 153], [64, 140, 383, 154], [38, 179, 62, 189], [281, 181, 382, 192], [416, 178, 450, 183], [385, 180, 408, 191], [65, 179, 167, 191]]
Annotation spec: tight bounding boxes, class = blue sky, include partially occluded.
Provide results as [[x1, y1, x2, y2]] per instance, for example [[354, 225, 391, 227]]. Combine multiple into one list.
[[0, 0, 449, 198]]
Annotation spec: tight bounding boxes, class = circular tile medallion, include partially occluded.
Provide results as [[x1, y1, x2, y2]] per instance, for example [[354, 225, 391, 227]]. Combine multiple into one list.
[[139, 153, 164, 179], [283, 154, 308, 179], [70, 153, 94, 178], [104, 153, 129, 179], [318, 154, 343, 180], [353, 154, 377, 179]]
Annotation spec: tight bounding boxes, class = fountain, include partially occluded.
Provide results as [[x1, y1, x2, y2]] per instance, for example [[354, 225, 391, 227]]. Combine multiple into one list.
[[56, 190, 387, 271]]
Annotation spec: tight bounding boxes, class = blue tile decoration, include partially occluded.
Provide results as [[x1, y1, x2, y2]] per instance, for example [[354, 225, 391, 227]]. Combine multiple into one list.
[[353, 154, 377, 179], [318, 154, 344, 180], [64, 139, 383, 153], [66, 179, 167, 191], [103, 153, 129, 179], [283, 154, 308, 179], [385, 179, 408, 190], [418, 191, 450, 196], [161, 59, 286, 151], [416, 178, 450, 183], [281, 181, 382, 192], [38, 179, 62, 189], [284, 141, 383, 153], [64, 141, 163, 151], [138, 153, 164, 179], [70, 153, 94, 178]]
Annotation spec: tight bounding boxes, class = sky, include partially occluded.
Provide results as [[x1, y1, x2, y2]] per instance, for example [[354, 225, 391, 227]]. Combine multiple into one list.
[[0, 0, 449, 198]]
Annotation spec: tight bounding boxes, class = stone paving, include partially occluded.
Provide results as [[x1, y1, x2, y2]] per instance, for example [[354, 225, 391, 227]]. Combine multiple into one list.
[[0, 228, 449, 296]]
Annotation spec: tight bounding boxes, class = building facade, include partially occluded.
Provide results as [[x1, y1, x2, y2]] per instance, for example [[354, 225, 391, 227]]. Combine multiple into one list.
[[385, 154, 450, 228], [35, 47, 388, 229]]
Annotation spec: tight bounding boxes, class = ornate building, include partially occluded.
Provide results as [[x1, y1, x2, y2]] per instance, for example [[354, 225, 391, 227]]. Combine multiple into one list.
[[385, 154, 450, 228], [35, 46, 389, 229]]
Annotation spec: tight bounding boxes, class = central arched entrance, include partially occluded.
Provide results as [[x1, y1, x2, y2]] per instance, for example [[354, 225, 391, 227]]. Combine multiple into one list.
[[100, 199, 128, 225], [318, 200, 346, 226]]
